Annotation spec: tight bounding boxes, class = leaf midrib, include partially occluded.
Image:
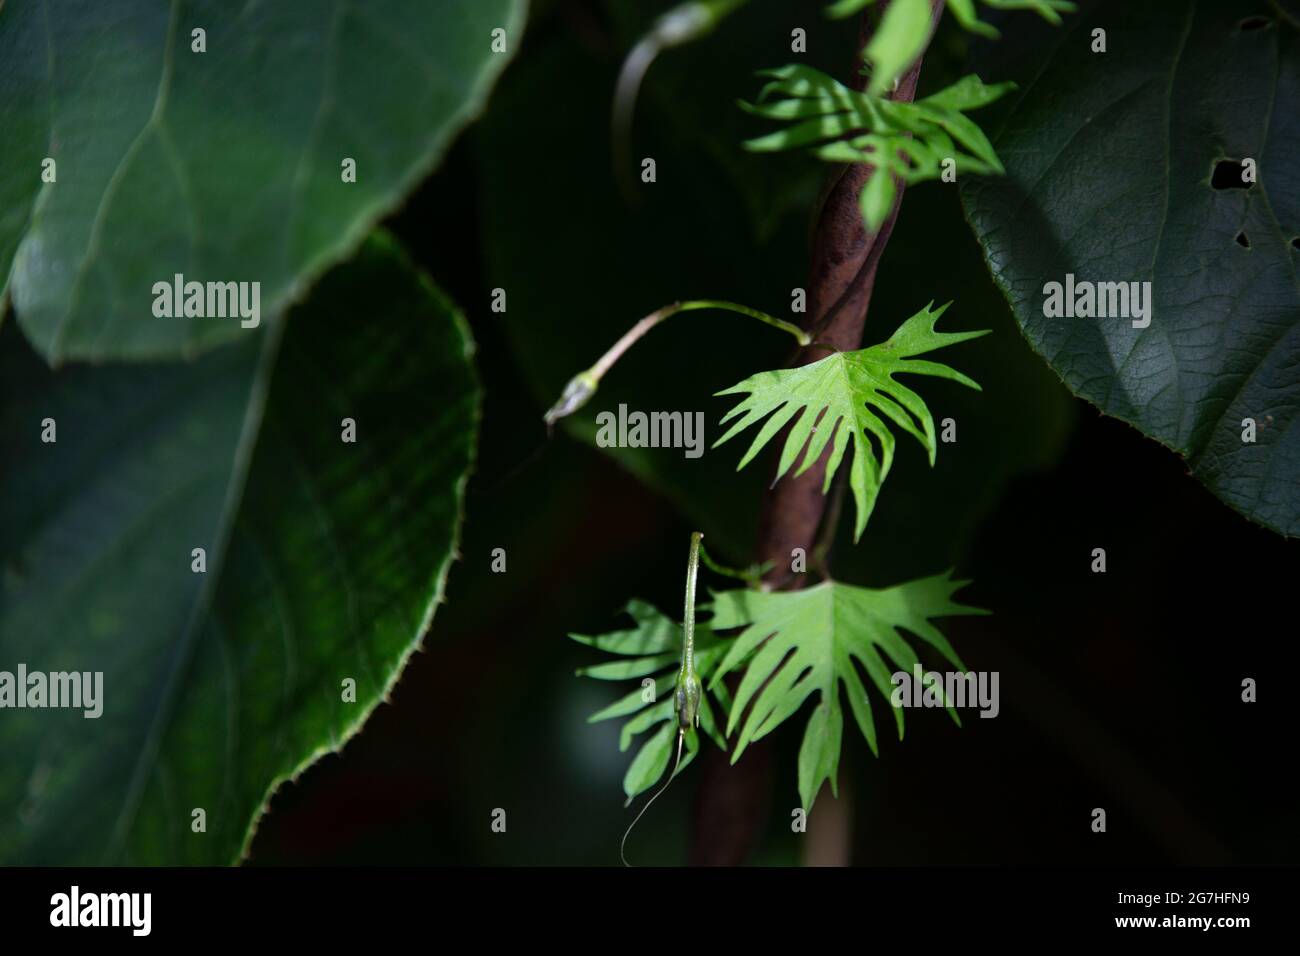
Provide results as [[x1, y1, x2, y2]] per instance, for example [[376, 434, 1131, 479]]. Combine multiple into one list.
[[102, 319, 286, 863]]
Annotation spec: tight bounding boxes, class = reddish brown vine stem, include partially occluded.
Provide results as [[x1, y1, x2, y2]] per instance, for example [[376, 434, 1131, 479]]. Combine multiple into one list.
[[687, 0, 946, 867]]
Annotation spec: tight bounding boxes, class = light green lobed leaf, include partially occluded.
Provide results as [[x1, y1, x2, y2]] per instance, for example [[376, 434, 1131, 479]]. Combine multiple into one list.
[[707, 572, 987, 811], [743, 67, 1014, 229], [827, 0, 1075, 39], [981, 0, 1075, 26], [571, 601, 733, 801], [714, 302, 988, 541], [861, 0, 935, 96]]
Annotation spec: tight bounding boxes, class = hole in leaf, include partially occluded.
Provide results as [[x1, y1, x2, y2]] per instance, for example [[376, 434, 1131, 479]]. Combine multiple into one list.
[[1238, 15, 1272, 30], [1211, 160, 1253, 190], [1236, 231, 1250, 248], [1292, 237, 1300, 251]]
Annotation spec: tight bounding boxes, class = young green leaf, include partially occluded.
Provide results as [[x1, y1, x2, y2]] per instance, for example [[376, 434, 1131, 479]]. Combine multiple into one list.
[[571, 602, 733, 801], [742, 66, 1014, 229], [622, 722, 685, 800], [706, 571, 987, 811], [943, 0, 1002, 37], [714, 302, 988, 541], [982, 0, 1075, 26], [861, 0, 934, 96], [826, 0, 1075, 38], [825, 0, 875, 18]]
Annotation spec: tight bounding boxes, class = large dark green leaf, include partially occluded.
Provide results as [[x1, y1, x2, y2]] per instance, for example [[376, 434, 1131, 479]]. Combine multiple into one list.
[[0, 235, 479, 864], [963, 0, 1300, 536], [0, 0, 524, 363]]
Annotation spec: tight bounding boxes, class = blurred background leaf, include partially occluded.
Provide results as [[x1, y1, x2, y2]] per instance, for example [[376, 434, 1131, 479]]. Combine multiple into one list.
[[0, 236, 478, 863], [0, 0, 525, 363]]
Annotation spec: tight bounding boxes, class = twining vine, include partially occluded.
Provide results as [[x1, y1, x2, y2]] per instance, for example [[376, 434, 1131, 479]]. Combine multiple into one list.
[[552, 0, 1073, 864]]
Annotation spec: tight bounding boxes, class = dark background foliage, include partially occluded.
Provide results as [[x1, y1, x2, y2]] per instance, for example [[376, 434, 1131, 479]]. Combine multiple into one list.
[[244, 0, 1298, 865]]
